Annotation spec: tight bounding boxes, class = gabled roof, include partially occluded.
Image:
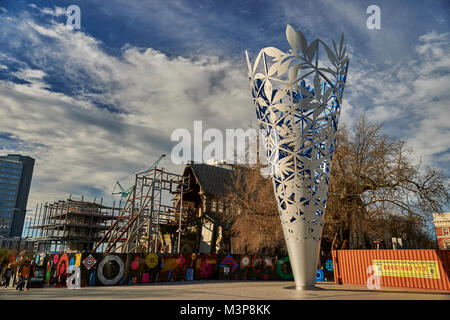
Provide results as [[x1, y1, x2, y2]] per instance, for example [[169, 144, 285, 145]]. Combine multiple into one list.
[[188, 163, 235, 196]]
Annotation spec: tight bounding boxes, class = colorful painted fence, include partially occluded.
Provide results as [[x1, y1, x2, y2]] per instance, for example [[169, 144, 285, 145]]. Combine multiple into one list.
[[29, 252, 334, 287], [332, 249, 450, 292]]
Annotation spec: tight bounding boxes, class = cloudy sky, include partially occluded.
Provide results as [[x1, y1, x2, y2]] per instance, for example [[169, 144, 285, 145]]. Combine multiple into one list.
[[0, 0, 449, 223]]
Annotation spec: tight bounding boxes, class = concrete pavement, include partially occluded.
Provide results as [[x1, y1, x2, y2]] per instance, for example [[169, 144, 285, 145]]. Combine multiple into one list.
[[0, 281, 449, 300]]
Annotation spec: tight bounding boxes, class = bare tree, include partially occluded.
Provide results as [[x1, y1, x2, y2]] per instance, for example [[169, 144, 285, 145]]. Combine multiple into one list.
[[324, 115, 449, 249], [221, 115, 449, 252], [221, 164, 285, 255]]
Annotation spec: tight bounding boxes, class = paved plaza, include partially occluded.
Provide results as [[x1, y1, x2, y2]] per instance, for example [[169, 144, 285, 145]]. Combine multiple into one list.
[[0, 281, 449, 300]]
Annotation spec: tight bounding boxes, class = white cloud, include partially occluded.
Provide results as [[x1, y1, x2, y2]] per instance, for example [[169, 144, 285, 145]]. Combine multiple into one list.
[[405, 32, 450, 166], [12, 68, 47, 88], [40, 7, 66, 17], [0, 16, 255, 217], [365, 105, 401, 123], [418, 31, 450, 43], [0, 10, 448, 222], [342, 31, 450, 169], [29, 4, 66, 17]]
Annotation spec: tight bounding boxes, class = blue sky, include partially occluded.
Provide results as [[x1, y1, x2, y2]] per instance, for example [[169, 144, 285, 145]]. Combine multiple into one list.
[[0, 0, 449, 220]]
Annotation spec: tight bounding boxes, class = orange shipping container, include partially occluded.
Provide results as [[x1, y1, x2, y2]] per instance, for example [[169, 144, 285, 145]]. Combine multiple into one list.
[[332, 249, 450, 292]]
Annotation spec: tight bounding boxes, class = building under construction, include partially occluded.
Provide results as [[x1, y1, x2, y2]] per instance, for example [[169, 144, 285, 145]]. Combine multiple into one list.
[[28, 163, 236, 255], [29, 198, 119, 253], [91, 167, 188, 254]]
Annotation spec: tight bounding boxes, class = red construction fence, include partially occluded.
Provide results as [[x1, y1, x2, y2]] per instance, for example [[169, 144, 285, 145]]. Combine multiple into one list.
[[332, 249, 450, 292]]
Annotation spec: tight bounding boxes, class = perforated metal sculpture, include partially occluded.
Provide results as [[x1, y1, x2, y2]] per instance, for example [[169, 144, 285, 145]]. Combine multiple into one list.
[[246, 24, 349, 289]]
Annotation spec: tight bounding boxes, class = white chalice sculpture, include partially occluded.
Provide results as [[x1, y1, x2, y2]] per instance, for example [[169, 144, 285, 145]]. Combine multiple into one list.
[[246, 24, 349, 290]]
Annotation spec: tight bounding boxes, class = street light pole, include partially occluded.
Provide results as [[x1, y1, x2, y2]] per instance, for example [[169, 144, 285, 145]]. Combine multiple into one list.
[[13, 208, 31, 257]]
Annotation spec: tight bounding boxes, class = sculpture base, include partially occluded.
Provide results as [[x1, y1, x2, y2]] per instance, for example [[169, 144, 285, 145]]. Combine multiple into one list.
[[284, 285, 323, 291], [283, 233, 322, 289], [295, 285, 317, 291]]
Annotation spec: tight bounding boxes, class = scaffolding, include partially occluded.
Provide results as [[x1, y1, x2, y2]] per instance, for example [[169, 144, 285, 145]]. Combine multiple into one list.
[[28, 198, 120, 253], [91, 167, 188, 254]]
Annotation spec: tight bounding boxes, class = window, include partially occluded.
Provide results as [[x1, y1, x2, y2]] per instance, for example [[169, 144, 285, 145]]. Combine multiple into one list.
[[0, 168, 19, 173], [443, 228, 449, 236], [0, 194, 15, 200], [445, 240, 450, 250], [210, 200, 217, 213], [1, 162, 21, 169]]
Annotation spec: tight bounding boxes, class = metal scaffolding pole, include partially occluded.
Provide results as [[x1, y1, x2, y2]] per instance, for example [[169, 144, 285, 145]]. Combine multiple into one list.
[[93, 167, 186, 254], [154, 171, 163, 253], [31, 204, 38, 238], [35, 203, 43, 238], [147, 169, 156, 253], [177, 176, 184, 254]]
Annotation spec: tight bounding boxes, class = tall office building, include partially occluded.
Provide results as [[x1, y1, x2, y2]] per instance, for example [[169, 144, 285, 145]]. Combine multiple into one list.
[[0, 154, 35, 238]]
